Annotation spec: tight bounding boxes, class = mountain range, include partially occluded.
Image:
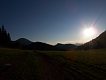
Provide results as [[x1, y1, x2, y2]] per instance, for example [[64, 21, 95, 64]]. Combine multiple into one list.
[[13, 30, 106, 50], [0, 26, 106, 50], [55, 43, 77, 50], [16, 38, 32, 46], [14, 39, 77, 51]]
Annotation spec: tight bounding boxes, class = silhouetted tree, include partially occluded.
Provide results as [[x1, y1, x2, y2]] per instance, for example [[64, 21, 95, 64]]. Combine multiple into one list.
[[0, 25, 11, 47], [7, 33, 11, 41], [0, 27, 1, 44], [1, 25, 5, 32]]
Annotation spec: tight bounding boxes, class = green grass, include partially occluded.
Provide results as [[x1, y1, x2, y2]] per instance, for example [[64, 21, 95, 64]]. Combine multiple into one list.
[[0, 48, 106, 80], [65, 49, 106, 64], [39, 49, 106, 64], [0, 48, 38, 80]]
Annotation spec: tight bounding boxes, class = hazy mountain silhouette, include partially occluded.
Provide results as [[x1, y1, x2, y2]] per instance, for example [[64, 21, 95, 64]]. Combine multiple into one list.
[[26, 42, 58, 51], [1, 25, 106, 50], [55, 43, 77, 50], [15, 38, 32, 46], [78, 30, 106, 50]]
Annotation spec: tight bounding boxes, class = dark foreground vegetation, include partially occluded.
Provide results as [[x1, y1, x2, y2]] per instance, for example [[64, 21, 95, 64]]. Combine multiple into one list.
[[0, 48, 106, 80]]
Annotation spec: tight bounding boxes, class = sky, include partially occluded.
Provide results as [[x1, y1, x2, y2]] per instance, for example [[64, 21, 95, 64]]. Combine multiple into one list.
[[0, 0, 106, 44]]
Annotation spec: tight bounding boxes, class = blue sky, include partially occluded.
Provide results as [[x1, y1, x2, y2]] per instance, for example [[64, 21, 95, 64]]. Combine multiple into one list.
[[0, 0, 106, 44]]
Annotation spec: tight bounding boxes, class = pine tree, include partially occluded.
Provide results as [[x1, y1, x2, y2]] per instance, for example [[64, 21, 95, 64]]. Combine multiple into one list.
[[1, 25, 5, 32], [0, 27, 1, 43], [0, 25, 11, 47], [7, 33, 11, 41], [1, 25, 7, 43], [0, 27, 1, 33]]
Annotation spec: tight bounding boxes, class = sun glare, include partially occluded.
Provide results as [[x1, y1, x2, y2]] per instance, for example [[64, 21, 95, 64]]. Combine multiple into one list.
[[83, 27, 97, 39]]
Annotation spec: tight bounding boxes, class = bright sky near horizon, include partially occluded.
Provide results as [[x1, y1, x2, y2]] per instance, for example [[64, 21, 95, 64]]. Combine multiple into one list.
[[0, 0, 106, 44]]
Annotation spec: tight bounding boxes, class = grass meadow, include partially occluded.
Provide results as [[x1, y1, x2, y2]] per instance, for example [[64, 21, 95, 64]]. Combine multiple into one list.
[[0, 48, 106, 80]]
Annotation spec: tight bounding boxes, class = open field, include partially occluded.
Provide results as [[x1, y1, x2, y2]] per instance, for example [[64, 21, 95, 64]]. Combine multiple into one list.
[[0, 48, 106, 80]]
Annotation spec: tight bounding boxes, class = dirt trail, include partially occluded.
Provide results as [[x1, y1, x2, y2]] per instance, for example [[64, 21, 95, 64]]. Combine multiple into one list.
[[34, 53, 106, 80], [34, 53, 65, 80]]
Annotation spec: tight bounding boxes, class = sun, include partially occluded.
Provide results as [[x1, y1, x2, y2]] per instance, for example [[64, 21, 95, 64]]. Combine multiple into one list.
[[83, 27, 96, 39]]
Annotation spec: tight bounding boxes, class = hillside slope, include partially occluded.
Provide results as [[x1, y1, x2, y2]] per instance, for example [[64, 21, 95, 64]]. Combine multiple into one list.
[[78, 30, 106, 49]]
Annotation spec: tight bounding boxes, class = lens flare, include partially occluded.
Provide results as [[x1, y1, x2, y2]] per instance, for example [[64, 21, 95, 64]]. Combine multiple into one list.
[[83, 27, 97, 39]]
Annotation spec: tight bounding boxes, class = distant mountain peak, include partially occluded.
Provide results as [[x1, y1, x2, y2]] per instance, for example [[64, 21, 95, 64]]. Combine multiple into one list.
[[55, 43, 77, 50], [16, 38, 32, 45]]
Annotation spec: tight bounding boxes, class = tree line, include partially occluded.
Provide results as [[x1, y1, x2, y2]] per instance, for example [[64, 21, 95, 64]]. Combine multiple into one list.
[[0, 25, 11, 47]]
